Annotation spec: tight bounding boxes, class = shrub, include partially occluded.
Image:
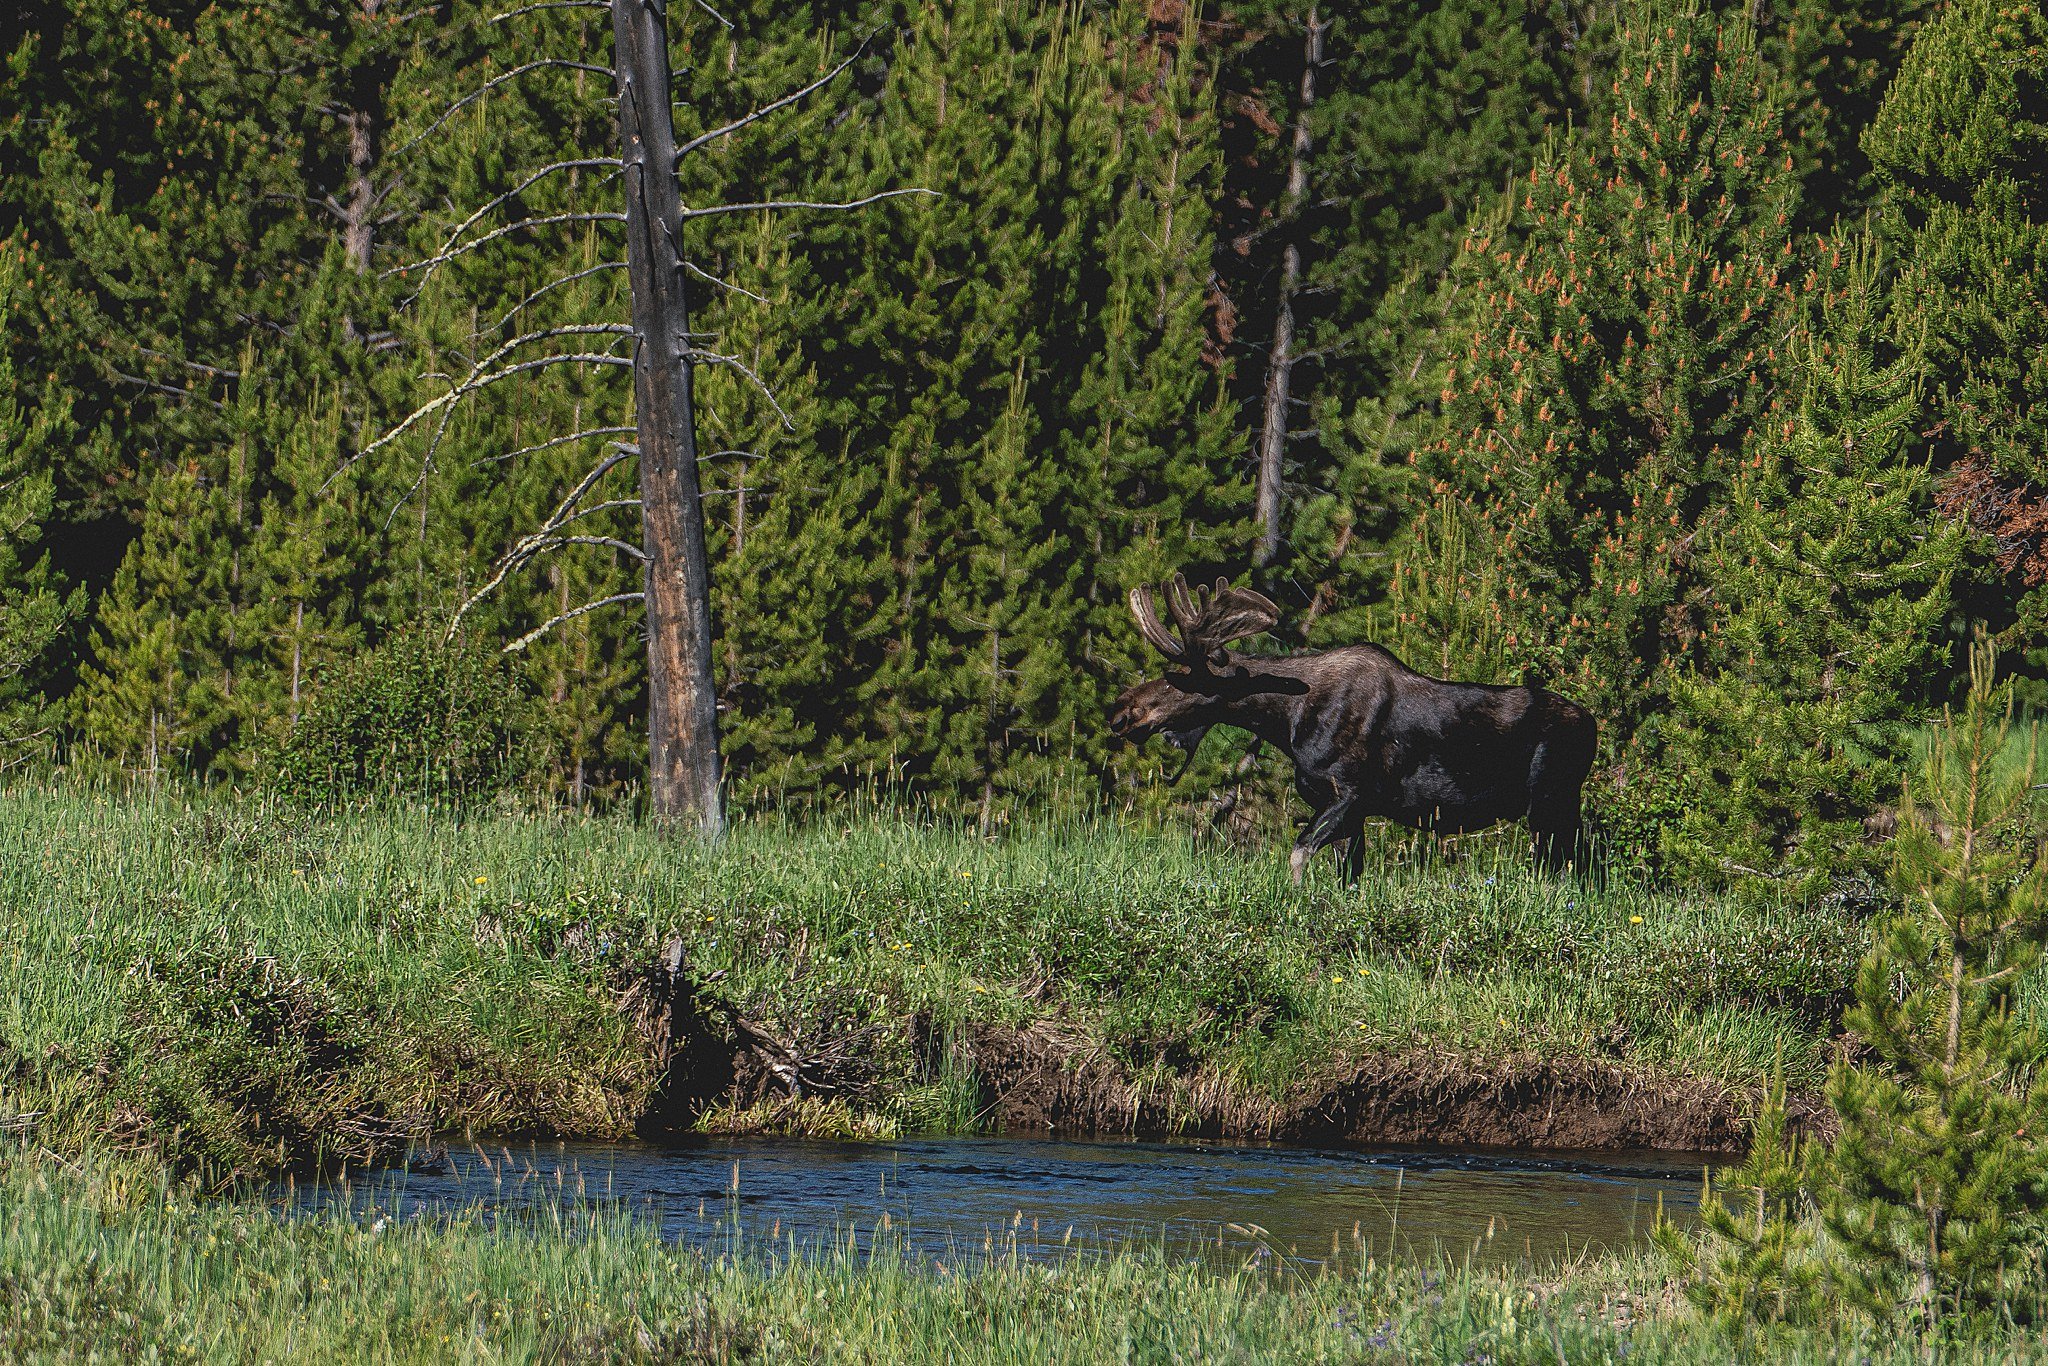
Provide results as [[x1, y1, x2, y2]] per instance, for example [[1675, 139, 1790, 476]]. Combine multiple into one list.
[[270, 631, 536, 804]]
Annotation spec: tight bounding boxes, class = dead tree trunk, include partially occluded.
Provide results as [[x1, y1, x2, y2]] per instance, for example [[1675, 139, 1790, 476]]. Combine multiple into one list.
[[338, 106, 380, 275], [366, 12, 920, 831], [611, 0, 723, 834], [1254, 7, 1322, 569]]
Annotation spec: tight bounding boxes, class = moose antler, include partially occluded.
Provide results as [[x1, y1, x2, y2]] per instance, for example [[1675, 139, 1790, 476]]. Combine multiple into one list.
[[1128, 573, 1281, 665]]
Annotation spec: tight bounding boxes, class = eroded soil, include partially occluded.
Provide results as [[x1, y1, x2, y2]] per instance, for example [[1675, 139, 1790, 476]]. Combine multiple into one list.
[[958, 1020, 1819, 1153]]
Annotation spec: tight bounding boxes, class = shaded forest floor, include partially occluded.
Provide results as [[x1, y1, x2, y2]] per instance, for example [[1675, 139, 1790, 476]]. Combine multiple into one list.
[[0, 789, 1886, 1175]]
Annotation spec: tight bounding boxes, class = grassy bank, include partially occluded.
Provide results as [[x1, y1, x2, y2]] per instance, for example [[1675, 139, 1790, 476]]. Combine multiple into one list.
[[5, 1148, 2019, 1365], [0, 788, 1875, 1173]]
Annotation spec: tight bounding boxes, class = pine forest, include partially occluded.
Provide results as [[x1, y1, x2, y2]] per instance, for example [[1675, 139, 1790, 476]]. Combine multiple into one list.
[[8, 0, 2046, 886]]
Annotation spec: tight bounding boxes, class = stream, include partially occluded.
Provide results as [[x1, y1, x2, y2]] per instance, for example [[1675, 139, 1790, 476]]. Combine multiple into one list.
[[295, 1133, 1717, 1270]]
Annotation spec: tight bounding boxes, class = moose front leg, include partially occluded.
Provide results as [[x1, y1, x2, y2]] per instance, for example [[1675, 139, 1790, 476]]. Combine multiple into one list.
[[1343, 827, 1369, 883], [1290, 796, 1356, 884]]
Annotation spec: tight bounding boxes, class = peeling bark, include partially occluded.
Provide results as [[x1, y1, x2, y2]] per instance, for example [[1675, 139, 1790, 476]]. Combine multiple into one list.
[[612, 0, 723, 834]]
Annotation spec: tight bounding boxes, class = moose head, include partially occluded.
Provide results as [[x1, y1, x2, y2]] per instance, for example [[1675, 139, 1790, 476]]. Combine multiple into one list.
[[1108, 573, 1283, 753]]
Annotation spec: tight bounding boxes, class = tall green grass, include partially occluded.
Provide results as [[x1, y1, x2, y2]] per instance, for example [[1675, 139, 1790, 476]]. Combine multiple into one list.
[[0, 787, 1865, 1170], [7, 1148, 2023, 1365]]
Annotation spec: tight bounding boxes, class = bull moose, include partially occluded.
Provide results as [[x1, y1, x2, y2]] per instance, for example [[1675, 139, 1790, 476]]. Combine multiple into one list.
[[1108, 574, 1597, 879]]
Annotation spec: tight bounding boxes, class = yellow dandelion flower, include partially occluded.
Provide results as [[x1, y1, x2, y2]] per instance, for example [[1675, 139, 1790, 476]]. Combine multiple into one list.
[[1629, 914, 1644, 925], [473, 876, 487, 885], [1331, 973, 1345, 984]]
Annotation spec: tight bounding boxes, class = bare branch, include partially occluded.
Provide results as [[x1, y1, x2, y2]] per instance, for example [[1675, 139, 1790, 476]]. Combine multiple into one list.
[[388, 61, 615, 162], [409, 318, 631, 391], [110, 370, 227, 409], [547, 445, 637, 528], [337, 352, 634, 486], [505, 593, 644, 652], [674, 45, 864, 162], [383, 393, 461, 532], [447, 445, 639, 638], [684, 259, 768, 304], [386, 212, 626, 282], [485, 261, 629, 336], [440, 322, 635, 400], [552, 497, 644, 528], [488, 0, 608, 19], [681, 188, 938, 220], [476, 323, 636, 371], [691, 0, 732, 28], [130, 346, 242, 380], [689, 348, 793, 429], [545, 534, 647, 559], [470, 425, 636, 467], [431, 159, 621, 270], [446, 550, 537, 641]]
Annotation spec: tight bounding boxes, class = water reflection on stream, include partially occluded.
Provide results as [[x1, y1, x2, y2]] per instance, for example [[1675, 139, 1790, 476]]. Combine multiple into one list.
[[298, 1135, 1717, 1269]]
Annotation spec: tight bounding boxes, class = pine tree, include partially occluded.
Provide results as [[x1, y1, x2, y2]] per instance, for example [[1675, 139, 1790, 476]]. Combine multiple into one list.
[[1660, 240, 1964, 887], [238, 384, 374, 754], [1822, 636, 2048, 1320], [1761, 0, 1936, 229], [1388, 0, 1802, 842], [1862, 0, 2048, 638], [783, 0, 1126, 806], [72, 462, 238, 777], [1655, 1075, 1822, 1335], [0, 241, 84, 762], [700, 220, 851, 805], [6, 0, 440, 774], [363, 2, 645, 789], [0, 0, 427, 587], [1213, 0, 1595, 600], [942, 362, 1070, 819], [1072, 11, 1253, 804]]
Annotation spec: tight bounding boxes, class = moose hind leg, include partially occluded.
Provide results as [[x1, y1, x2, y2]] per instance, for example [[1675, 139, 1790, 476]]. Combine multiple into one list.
[[1530, 815, 1579, 872], [1290, 797, 1355, 884], [1526, 744, 1586, 873]]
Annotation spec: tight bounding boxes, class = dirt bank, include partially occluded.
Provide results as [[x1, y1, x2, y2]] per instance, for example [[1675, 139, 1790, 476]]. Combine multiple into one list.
[[955, 1020, 1823, 1154], [618, 946, 1826, 1163], [644, 976, 1822, 1154]]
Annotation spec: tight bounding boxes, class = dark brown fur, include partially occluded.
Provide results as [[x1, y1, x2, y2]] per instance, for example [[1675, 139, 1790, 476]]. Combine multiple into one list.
[[1111, 577, 1596, 878]]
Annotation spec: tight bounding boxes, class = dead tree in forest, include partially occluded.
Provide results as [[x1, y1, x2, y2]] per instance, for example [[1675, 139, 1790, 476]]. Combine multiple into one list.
[[1254, 7, 1323, 569], [353, 1, 923, 835]]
